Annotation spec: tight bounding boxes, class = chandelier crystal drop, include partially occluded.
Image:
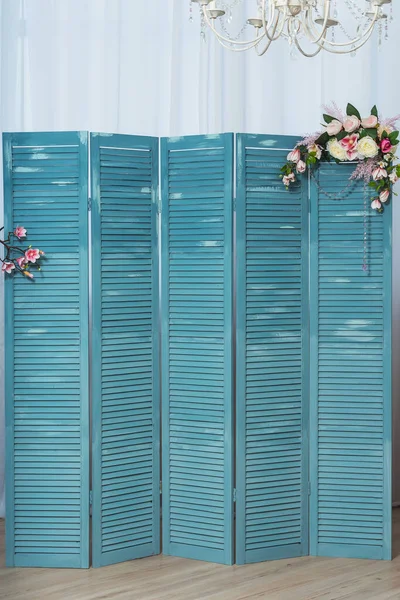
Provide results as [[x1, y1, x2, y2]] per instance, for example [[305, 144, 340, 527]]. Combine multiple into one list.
[[189, 0, 392, 58]]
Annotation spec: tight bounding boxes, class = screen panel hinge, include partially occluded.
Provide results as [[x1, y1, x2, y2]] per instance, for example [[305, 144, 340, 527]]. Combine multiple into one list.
[[89, 490, 93, 506], [233, 488, 237, 503]]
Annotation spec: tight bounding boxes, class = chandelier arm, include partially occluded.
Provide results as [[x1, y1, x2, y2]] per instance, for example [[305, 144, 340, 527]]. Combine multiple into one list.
[[294, 37, 323, 58], [305, 4, 380, 49], [261, 0, 288, 42], [202, 6, 263, 46], [315, 22, 376, 54], [255, 15, 279, 56], [214, 34, 266, 53], [300, 0, 330, 45]]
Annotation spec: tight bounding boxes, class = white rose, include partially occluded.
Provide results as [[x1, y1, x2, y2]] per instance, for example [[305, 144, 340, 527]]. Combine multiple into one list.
[[343, 115, 361, 133], [326, 120, 343, 136], [357, 136, 379, 158], [327, 138, 347, 161]]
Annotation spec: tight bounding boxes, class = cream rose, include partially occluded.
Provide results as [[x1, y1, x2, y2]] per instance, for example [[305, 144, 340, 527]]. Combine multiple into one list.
[[327, 138, 347, 161], [357, 136, 379, 158], [326, 119, 343, 136], [378, 124, 393, 138], [343, 115, 361, 133]]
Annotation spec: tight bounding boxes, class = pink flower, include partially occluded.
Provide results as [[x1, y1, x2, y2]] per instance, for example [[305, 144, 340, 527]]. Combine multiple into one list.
[[307, 144, 322, 159], [343, 115, 361, 133], [287, 149, 300, 163], [380, 138, 393, 154], [296, 160, 306, 174], [23, 270, 34, 279], [371, 199, 382, 210], [380, 189, 390, 203], [326, 119, 343, 136], [16, 256, 27, 268], [362, 115, 378, 129], [340, 134, 359, 161], [14, 226, 27, 239], [282, 173, 296, 186], [372, 167, 387, 180], [389, 171, 398, 184], [2, 262, 15, 274], [25, 248, 41, 263]]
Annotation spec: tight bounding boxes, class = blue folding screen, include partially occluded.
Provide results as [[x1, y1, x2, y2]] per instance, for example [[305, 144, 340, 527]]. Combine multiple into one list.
[[90, 133, 160, 567], [3, 131, 89, 568], [235, 134, 309, 564], [161, 134, 234, 565], [309, 163, 392, 560]]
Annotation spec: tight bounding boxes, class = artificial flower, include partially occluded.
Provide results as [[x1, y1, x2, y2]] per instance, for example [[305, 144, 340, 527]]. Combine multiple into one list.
[[282, 173, 296, 186], [2, 262, 15, 274], [380, 189, 390, 203], [372, 166, 388, 180], [357, 136, 379, 159], [16, 256, 27, 268], [371, 199, 382, 210], [362, 115, 378, 129], [326, 119, 343, 136], [287, 149, 300, 163], [340, 134, 359, 161], [389, 171, 399, 184], [378, 124, 393, 138], [296, 160, 306, 173], [23, 270, 34, 279], [25, 248, 41, 263], [327, 138, 347, 161], [307, 144, 322, 159], [380, 138, 393, 154], [14, 226, 27, 239], [343, 115, 360, 133]]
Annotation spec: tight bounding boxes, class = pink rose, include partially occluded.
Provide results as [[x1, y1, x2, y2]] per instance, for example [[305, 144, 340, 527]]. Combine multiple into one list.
[[25, 248, 41, 263], [340, 134, 359, 161], [16, 256, 27, 268], [371, 199, 382, 210], [326, 120, 343, 136], [380, 189, 390, 203], [343, 115, 361, 133], [380, 138, 393, 154], [23, 270, 34, 279], [361, 115, 378, 129], [287, 149, 300, 163], [296, 160, 306, 174], [2, 262, 15, 274], [372, 167, 388, 181], [14, 226, 27, 239]]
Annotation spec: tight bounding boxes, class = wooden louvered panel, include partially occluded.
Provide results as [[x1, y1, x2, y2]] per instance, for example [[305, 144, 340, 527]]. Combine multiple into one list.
[[310, 163, 392, 560], [236, 134, 309, 564], [161, 134, 234, 565], [3, 132, 89, 568], [91, 134, 160, 568]]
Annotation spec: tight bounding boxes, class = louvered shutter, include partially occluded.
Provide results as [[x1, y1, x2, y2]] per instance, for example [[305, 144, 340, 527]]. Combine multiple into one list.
[[3, 132, 89, 568], [90, 133, 160, 567], [235, 134, 309, 564], [161, 134, 234, 565], [309, 162, 392, 560]]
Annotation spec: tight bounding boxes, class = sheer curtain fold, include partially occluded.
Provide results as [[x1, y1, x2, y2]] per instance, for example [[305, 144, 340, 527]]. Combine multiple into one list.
[[1, 0, 400, 519]]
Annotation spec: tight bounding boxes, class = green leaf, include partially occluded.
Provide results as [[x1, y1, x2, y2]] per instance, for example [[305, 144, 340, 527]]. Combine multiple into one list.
[[323, 114, 334, 124], [316, 131, 330, 146], [389, 131, 399, 144], [371, 105, 378, 118], [336, 130, 347, 141], [382, 130, 389, 139], [346, 103, 361, 120], [363, 128, 378, 140]]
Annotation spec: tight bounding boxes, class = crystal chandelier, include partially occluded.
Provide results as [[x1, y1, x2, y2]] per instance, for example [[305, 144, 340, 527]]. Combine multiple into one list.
[[190, 0, 393, 58]]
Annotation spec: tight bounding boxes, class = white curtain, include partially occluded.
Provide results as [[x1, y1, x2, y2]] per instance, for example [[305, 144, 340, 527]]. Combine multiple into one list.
[[1, 0, 400, 518]]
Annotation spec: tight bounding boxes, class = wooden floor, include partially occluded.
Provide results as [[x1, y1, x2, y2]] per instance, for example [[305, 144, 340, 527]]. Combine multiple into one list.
[[1, 514, 400, 600]]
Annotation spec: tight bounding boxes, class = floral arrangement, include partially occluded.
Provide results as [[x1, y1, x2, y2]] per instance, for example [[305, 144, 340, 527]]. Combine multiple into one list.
[[281, 103, 400, 212], [1, 226, 45, 279]]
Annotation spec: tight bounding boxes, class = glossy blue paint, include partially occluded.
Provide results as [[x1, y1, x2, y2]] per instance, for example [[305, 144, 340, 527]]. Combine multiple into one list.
[[161, 133, 234, 565], [235, 134, 309, 565], [309, 162, 392, 560], [90, 133, 160, 568], [3, 131, 90, 568]]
